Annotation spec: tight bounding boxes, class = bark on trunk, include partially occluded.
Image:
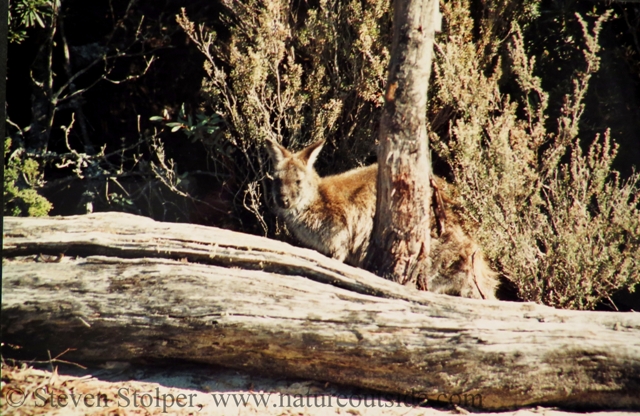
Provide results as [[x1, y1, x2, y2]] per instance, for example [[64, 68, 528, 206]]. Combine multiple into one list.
[[2, 213, 640, 411], [366, 0, 439, 287]]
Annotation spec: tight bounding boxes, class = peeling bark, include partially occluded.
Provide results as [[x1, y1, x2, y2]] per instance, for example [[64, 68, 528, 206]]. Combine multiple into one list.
[[366, 0, 440, 287]]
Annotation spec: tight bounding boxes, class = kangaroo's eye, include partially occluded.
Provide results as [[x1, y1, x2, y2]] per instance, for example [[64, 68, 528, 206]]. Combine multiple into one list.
[[296, 179, 301, 185]]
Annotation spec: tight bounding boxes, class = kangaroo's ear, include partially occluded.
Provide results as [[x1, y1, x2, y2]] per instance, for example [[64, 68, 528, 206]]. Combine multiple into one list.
[[299, 139, 326, 169], [265, 138, 290, 165]]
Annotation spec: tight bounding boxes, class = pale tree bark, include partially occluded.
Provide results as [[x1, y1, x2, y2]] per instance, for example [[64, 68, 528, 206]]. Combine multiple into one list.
[[365, 0, 440, 288], [3, 213, 640, 411]]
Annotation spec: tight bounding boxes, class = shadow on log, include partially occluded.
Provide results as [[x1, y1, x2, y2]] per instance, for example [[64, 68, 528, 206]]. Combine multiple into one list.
[[2, 212, 640, 411]]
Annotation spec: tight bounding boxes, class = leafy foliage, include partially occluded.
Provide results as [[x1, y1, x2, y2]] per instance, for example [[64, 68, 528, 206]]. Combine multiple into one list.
[[151, 104, 223, 140], [8, 0, 53, 43], [3, 138, 53, 216], [430, 2, 639, 309]]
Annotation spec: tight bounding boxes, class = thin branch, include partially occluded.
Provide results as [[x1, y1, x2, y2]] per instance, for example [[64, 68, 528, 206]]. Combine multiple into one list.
[[103, 55, 157, 84]]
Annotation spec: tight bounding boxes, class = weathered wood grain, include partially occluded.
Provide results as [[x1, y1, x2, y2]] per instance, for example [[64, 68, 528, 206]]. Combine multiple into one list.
[[2, 212, 639, 411]]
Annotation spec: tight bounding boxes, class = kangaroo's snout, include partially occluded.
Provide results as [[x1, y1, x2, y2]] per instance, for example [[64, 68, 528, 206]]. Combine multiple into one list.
[[276, 194, 290, 209], [272, 177, 296, 209]]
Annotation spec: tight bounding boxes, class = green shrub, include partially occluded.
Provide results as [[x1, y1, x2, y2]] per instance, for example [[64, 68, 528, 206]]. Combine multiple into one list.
[[430, 2, 639, 310], [4, 138, 53, 217]]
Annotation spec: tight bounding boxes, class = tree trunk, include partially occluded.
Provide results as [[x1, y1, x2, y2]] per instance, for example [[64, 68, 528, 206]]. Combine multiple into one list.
[[365, 0, 439, 287], [3, 213, 640, 411]]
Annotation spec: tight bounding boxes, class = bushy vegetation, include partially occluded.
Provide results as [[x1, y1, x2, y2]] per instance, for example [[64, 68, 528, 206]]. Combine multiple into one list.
[[4, 138, 53, 216], [430, 2, 639, 310]]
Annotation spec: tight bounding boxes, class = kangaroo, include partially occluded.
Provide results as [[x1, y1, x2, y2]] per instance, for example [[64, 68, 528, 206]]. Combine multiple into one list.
[[265, 138, 498, 299]]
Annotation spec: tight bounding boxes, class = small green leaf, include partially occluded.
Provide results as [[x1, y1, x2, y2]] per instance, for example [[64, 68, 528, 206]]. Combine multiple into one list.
[[34, 12, 45, 28]]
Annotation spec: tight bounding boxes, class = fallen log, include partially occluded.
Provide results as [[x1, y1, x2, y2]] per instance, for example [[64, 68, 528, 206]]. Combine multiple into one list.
[[2, 212, 639, 411]]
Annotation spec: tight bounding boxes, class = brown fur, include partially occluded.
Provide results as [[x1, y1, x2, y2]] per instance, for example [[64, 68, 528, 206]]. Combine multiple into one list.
[[265, 139, 498, 299]]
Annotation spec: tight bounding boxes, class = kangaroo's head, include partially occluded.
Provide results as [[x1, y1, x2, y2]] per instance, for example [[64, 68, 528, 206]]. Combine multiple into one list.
[[265, 139, 325, 211]]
